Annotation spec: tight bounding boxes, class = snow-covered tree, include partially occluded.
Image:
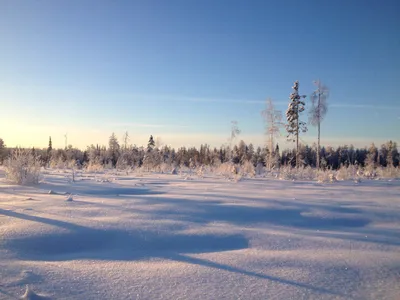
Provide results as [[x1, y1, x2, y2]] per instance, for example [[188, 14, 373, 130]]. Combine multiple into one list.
[[108, 133, 120, 166], [261, 98, 284, 170], [229, 121, 241, 146], [47, 136, 52, 153], [0, 138, 6, 164], [122, 131, 130, 151], [309, 80, 329, 169], [147, 135, 155, 152], [286, 80, 307, 168], [365, 143, 378, 170], [5, 148, 41, 184]]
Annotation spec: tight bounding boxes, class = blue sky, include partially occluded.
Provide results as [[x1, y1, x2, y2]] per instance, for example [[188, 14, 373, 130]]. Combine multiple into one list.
[[1, 0, 399, 149]]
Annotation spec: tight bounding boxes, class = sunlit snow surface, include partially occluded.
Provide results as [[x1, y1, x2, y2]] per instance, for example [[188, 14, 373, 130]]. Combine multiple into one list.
[[1, 169, 399, 299]]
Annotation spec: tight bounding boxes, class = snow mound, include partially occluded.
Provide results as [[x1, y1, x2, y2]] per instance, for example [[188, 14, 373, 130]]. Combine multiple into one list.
[[21, 285, 51, 300], [47, 190, 68, 195]]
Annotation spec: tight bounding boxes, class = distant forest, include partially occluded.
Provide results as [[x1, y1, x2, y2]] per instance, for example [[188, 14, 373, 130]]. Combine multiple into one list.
[[0, 135, 398, 170]]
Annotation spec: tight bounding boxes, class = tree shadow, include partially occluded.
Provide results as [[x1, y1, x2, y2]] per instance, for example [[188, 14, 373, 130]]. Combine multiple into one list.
[[0, 208, 345, 298], [38, 181, 165, 197], [168, 253, 347, 297]]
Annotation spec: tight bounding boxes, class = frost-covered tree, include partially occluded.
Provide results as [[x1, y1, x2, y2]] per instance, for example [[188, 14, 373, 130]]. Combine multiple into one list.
[[365, 143, 378, 170], [47, 136, 52, 153], [385, 140, 399, 167], [286, 80, 307, 168], [108, 133, 120, 166], [0, 138, 6, 164], [147, 135, 155, 152], [261, 98, 284, 170], [229, 121, 241, 146], [122, 131, 130, 151], [309, 80, 329, 169]]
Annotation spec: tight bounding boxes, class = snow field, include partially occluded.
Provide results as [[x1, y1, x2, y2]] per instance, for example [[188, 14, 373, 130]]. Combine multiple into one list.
[[0, 169, 399, 299]]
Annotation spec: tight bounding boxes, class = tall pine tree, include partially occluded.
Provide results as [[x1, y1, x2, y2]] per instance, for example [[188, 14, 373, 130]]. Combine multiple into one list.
[[286, 81, 307, 168]]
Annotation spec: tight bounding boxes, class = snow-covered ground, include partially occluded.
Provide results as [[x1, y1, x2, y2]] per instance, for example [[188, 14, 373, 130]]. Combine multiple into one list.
[[1, 169, 399, 299]]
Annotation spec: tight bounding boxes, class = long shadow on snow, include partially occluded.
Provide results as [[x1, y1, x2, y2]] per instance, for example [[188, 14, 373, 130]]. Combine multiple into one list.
[[0, 209, 343, 297], [139, 196, 400, 246], [0, 208, 247, 260], [141, 196, 370, 230], [39, 181, 165, 197]]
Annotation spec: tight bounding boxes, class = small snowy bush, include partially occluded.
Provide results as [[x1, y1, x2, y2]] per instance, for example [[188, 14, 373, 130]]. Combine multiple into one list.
[[255, 162, 265, 176], [217, 162, 237, 179], [278, 165, 297, 180], [278, 166, 316, 181], [5, 149, 41, 184], [86, 160, 104, 172], [240, 161, 255, 177], [316, 169, 336, 183], [376, 166, 400, 179]]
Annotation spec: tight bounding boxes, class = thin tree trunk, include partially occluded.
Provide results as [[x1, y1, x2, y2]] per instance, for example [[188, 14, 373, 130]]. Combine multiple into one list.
[[269, 133, 273, 170], [316, 90, 321, 169], [317, 122, 320, 169], [296, 105, 299, 168]]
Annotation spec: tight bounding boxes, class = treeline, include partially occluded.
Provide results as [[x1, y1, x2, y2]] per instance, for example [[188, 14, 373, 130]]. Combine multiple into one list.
[[0, 135, 398, 170]]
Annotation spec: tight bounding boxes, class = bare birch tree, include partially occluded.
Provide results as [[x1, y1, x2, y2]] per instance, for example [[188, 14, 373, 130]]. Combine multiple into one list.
[[261, 98, 284, 170], [309, 80, 329, 169]]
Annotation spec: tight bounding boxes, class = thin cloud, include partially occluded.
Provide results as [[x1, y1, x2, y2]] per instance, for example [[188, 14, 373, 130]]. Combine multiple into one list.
[[117, 92, 287, 106], [330, 103, 400, 110], [109, 122, 188, 129]]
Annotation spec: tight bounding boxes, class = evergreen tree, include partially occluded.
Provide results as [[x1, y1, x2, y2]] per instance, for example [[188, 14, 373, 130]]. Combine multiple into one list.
[[47, 137, 52, 153], [108, 133, 120, 167], [147, 135, 155, 152], [285, 80, 307, 168], [365, 143, 378, 169], [0, 138, 6, 164]]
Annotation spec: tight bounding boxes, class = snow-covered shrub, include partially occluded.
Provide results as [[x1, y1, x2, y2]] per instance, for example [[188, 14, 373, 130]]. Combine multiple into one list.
[[376, 166, 400, 179], [335, 165, 361, 181], [255, 162, 265, 176], [278, 165, 297, 180], [116, 156, 129, 171], [159, 163, 173, 174], [297, 166, 316, 180], [316, 169, 336, 183], [196, 165, 205, 178], [5, 149, 41, 184], [278, 166, 316, 181], [217, 162, 237, 179], [86, 160, 104, 172], [49, 157, 66, 169], [240, 161, 255, 177]]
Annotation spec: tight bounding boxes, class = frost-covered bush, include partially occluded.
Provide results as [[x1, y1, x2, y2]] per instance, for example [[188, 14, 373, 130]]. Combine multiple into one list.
[[49, 157, 65, 169], [298, 166, 317, 180], [85, 159, 104, 172], [316, 169, 336, 183], [376, 166, 400, 179], [159, 162, 173, 174], [5, 149, 41, 184], [49, 157, 77, 170], [240, 161, 255, 177], [116, 156, 129, 171], [335, 165, 360, 181], [217, 162, 237, 179], [196, 165, 205, 178], [278, 165, 297, 180], [255, 162, 265, 176]]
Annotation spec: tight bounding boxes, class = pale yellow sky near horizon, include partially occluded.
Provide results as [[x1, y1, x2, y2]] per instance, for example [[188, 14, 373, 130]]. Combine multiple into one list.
[[0, 124, 393, 151]]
